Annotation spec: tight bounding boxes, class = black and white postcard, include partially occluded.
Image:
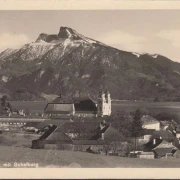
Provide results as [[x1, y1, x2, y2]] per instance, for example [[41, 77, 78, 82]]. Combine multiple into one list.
[[0, 0, 180, 179]]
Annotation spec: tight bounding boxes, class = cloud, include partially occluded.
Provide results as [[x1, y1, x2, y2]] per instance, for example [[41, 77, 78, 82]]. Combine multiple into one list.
[[0, 33, 31, 51], [96, 30, 146, 52], [157, 30, 180, 48]]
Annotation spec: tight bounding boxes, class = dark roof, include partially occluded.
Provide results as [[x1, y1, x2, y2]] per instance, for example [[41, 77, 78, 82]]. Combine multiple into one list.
[[145, 137, 179, 151], [152, 130, 175, 142], [153, 140, 176, 149], [72, 96, 97, 104], [103, 126, 125, 141], [36, 119, 69, 129], [53, 96, 73, 104], [144, 138, 162, 149], [10, 101, 47, 113], [44, 103, 74, 114], [73, 98, 97, 112], [39, 125, 57, 140], [153, 148, 175, 156], [45, 131, 73, 144]]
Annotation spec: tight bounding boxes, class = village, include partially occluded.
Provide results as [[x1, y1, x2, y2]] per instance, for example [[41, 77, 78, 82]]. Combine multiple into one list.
[[0, 90, 180, 161]]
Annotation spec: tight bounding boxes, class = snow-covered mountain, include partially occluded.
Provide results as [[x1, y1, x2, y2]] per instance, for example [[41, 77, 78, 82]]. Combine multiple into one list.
[[1, 26, 180, 101]]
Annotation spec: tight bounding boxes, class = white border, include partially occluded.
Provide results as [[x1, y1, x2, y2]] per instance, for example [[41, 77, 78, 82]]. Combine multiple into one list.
[[0, 0, 180, 179], [0, 0, 180, 10]]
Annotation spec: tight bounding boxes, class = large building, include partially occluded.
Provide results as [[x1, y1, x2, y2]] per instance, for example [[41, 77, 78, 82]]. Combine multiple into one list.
[[44, 90, 111, 117]]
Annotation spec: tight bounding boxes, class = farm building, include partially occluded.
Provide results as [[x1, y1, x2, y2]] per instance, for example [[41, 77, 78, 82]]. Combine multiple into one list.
[[44, 96, 75, 117], [144, 137, 179, 159], [32, 121, 126, 154], [44, 89, 111, 118]]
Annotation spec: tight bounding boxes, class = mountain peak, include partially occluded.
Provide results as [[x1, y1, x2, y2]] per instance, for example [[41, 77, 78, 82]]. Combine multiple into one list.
[[58, 26, 80, 39]]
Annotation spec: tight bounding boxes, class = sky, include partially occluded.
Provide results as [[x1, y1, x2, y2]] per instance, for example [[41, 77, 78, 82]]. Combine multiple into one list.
[[0, 10, 180, 62]]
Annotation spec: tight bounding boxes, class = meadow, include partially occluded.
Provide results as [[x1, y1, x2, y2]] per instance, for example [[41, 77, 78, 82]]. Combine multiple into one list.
[[0, 133, 180, 168]]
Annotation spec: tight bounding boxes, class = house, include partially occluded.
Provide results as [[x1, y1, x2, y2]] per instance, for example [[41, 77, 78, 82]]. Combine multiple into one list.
[[175, 125, 180, 138], [32, 121, 125, 154], [44, 96, 75, 117], [44, 90, 111, 118], [160, 120, 170, 130], [138, 129, 155, 143], [137, 151, 154, 159], [141, 115, 160, 130], [144, 137, 179, 159], [172, 149, 180, 158], [165, 120, 180, 138]]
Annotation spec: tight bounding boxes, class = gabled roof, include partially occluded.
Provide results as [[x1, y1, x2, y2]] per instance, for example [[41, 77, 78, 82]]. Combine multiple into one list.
[[72, 96, 97, 104], [44, 104, 74, 114], [141, 115, 159, 125], [153, 140, 176, 150], [152, 130, 175, 142], [160, 121, 170, 127], [153, 148, 175, 156], [39, 125, 57, 140], [45, 131, 73, 144], [73, 98, 97, 112]]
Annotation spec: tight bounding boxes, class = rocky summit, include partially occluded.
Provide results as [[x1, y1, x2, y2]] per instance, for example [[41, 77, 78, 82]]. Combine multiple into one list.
[[0, 26, 180, 101]]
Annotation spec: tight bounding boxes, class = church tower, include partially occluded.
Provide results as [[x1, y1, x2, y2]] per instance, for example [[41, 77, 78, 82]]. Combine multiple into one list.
[[97, 89, 111, 117], [97, 90, 105, 117], [105, 89, 111, 116]]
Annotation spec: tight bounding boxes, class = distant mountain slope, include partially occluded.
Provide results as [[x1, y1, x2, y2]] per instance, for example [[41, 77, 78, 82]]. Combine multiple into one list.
[[1, 26, 180, 101]]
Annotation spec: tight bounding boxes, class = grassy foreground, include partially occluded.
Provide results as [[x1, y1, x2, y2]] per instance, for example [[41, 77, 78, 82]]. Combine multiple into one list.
[[0, 145, 179, 168]]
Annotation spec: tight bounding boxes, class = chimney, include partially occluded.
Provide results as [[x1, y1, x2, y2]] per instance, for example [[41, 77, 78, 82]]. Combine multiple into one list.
[[153, 139, 156, 145], [101, 133, 104, 140]]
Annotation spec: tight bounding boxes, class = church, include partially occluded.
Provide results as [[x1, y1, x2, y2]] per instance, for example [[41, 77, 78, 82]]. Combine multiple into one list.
[[44, 90, 111, 117]]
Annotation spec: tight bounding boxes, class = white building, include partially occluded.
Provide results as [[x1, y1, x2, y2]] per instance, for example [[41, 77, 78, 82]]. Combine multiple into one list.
[[141, 115, 160, 131], [97, 90, 111, 117]]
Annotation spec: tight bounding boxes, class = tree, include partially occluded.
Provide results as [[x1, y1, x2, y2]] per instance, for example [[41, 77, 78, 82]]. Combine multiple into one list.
[[131, 109, 143, 151], [107, 110, 132, 138], [1, 95, 7, 109]]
